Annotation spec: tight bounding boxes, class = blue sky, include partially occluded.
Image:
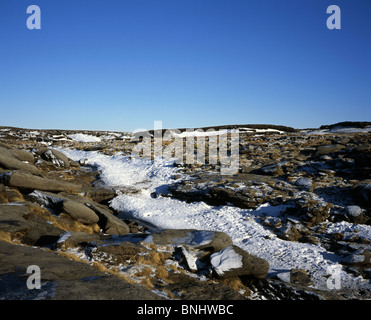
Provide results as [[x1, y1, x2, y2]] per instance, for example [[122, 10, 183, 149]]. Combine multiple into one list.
[[0, 0, 370, 131]]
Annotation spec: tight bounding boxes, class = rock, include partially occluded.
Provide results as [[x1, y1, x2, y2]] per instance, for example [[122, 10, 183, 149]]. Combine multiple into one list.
[[277, 222, 302, 241], [179, 246, 199, 272], [256, 161, 287, 176], [345, 205, 368, 224], [86, 203, 130, 235], [0, 240, 161, 300], [149, 229, 233, 252], [316, 144, 345, 156], [0, 203, 63, 246], [56, 231, 100, 249], [8, 170, 82, 193], [39, 149, 70, 168], [29, 190, 130, 235], [89, 241, 146, 265], [0, 151, 41, 176], [295, 177, 313, 188], [210, 245, 269, 279], [290, 269, 312, 286], [62, 200, 99, 225], [342, 250, 371, 266], [346, 205, 362, 217], [354, 180, 371, 207], [84, 187, 116, 203], [0, 146, 35, 164], [84, 145, 105, 151]]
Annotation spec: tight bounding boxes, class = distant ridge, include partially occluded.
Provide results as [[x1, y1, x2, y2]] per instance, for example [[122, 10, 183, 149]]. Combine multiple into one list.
[[146, 124, 297, 135], [320, 121, 371, 129]]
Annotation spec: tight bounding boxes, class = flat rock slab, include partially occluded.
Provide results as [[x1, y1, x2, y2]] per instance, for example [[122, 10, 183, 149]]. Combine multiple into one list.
[[0, 203, 63, 246], [8, 170, 82, 193], [62, 200, 99, 225], [0, 152, 40, 176], [0, 240, 161, 300]]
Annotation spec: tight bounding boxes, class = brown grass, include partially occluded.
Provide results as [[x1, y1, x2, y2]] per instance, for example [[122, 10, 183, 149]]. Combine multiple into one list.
[[219, 277, 251, 297], [135, 266, 154, 277], [140, 277, 154, 289], [0, 187, 25, 204], [0, 230, 20, 244], [155, 265, 169, 280], [25, 202, 101, 234]]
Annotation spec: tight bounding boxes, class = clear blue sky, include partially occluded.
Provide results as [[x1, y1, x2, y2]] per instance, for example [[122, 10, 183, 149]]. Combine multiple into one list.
[[0, 0, 370, 132]]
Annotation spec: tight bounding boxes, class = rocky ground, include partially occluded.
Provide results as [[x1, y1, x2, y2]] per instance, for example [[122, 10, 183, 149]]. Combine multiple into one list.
[[0, 122, 370, 300]]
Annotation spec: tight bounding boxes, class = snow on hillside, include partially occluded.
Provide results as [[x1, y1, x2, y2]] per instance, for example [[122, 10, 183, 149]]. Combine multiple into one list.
[[60, 148, 371, 293], [68, 133, 102, 142]]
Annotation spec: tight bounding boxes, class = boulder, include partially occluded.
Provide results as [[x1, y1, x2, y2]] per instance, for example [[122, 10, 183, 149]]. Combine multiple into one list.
[[354, 180, 371, 207], [86, 202, 130, 235], [0, 241, 162, 300], [39, 149, 70, 167], [210, 245, 269, 279], [0, 203, 63, 245], [290, 269, 312, 286], [295, 177, 313, 189], [345, 205, 368, 224], [0, 146, 34, 164], [8, 170, 82, 193], [62, 200, 99, 225], [29, 190, 130, 235], [84, 187, 116, 203], [149, 229, 233, 252], [316, 144, 345, 156], [0, 152, 41, 176]]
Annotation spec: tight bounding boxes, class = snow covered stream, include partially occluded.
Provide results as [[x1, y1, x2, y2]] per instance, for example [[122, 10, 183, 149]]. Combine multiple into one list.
[[60, 148, 371, 292]]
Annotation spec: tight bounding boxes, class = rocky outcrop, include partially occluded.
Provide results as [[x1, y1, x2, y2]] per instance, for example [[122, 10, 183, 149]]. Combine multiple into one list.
[[1, 125, 370, 300]]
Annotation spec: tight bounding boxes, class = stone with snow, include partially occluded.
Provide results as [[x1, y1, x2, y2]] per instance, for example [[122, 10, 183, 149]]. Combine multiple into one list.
[[295, 177, 313, 188], [39, 148, 70, 167], [210, 245, 269, 279]]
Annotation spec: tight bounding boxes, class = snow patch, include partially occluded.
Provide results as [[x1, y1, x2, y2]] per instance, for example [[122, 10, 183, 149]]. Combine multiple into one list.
[[67, 133, 102, 143], [210, 246, 243, 276]]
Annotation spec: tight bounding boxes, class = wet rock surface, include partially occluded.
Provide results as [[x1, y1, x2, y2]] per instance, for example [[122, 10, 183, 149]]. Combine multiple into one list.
[[0, 123, 370, 300]]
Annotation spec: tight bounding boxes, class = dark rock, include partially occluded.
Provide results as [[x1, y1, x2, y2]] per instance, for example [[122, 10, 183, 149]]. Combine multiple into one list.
[[83, 187, 116, 203], [84, 145, 105, 151], [290, 269, 312, 286], [86, 202, 130, 235], [0, 240, 161, 300], [354, 180, 371, 206], [316, 144, 345, 156], [62, 200, 99, 225], [0, 203, 63, 246]]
